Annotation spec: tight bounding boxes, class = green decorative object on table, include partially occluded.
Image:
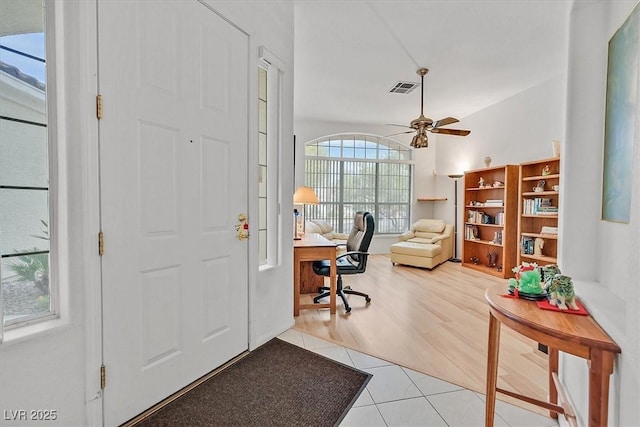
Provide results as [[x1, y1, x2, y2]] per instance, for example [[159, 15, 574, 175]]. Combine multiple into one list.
[[508, 262, 545, 295]]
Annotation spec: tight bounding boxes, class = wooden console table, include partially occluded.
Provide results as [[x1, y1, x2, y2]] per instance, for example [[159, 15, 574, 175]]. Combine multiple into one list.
[[293, 234, 337, 315], [484, 284, 621, 427]]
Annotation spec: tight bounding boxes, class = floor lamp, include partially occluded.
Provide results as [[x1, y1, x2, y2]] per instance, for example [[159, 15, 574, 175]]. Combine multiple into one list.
[[448, 174, 464, 262]]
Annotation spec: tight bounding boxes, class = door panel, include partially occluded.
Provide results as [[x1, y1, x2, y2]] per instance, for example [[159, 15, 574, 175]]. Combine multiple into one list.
[[98, 1, 249, 424]]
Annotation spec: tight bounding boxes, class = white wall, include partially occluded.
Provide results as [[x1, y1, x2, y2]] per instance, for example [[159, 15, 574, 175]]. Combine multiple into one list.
[[561, 1, 639, 426]]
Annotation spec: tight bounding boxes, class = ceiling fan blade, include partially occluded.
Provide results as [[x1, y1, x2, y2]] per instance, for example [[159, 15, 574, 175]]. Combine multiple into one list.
[[384, 130, 415, 137], [432, 117, 459, 128], [386, 123, 412, 129], [430, 128, 471, 136]]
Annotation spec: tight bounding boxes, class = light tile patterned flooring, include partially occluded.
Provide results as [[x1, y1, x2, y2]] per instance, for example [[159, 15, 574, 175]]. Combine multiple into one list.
[[278, 329, 558, 427]]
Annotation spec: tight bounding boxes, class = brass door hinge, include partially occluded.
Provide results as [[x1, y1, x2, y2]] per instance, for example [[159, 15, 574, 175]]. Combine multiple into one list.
[[100, 365, 106, 389], [98, 231, 104, 256], [96, 95, 103, 119]]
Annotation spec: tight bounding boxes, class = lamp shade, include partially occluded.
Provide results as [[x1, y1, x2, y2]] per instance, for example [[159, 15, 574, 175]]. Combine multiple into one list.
[[293, 186, 319, 204]]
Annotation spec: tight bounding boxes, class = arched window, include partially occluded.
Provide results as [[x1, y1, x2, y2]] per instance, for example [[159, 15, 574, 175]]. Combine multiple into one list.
[[304, 134, 413, 234]]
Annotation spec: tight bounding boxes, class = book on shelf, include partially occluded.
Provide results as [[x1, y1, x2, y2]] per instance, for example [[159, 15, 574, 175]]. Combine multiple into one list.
[[484, 199, 504, 206], [467, 210, 486, 224], [541, 226, 558, 235], [523, 197, 556, 215], [465, 224, 479, 240], [520, 236, 535, 255]]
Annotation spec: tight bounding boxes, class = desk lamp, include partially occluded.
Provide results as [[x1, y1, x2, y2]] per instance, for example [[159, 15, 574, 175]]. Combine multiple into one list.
[[293, 186, 319, 238]]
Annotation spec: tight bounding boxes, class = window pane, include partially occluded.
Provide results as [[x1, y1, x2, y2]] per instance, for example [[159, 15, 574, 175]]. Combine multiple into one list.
[[258, 197, 267, 230], [259, 132, 267, 165], [0, 189, 50, 254], [0, 120, 48, 187], [258, 230, 267, 265], [2, 252, 51, 324], [258, 68, 267, 100], [258, 99, 267, 133], [258, 165, 267, 197]]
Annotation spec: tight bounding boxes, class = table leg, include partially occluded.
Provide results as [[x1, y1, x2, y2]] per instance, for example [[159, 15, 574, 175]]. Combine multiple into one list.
[[549, 347, 559, 419], [589, 349, 614, 427], [293, 256, 301, 316], [485, 312, 501, 427], [329, 254, 336, 314]]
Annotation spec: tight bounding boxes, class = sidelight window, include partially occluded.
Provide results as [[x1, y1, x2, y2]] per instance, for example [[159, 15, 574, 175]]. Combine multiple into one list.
[[1, 2, 55, 329]]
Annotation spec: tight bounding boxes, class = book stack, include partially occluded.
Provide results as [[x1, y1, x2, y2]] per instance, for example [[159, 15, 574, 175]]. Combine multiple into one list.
[[467, 210, 485, 224], [520, 236, 535, 254], [491, 230, 503, 245], [484, 199, 504, 207], [465, 224, 479, 240], [541, 226, 558, 235], [523, 197, 557, 215], [494, 211, 505, 225]]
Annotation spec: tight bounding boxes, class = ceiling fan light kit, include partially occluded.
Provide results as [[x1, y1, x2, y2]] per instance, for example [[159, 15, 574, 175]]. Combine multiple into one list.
[[393, 67, 471, 149]]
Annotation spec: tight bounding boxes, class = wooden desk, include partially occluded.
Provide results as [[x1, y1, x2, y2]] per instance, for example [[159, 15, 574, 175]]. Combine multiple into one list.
[[294, 234, 337, 315], [484, 284, 621, 427]]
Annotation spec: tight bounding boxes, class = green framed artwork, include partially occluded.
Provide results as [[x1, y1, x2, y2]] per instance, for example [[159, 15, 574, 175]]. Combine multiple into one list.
[[602, 2, 639, 223]]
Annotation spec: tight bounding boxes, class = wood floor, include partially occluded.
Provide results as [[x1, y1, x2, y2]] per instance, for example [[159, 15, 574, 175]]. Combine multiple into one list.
[[294, 255, 550, 415]]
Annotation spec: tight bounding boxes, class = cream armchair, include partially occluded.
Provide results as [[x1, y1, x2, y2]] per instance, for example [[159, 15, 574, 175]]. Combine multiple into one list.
[[390, 219, 454, 269], [305, 220, 349, 251]]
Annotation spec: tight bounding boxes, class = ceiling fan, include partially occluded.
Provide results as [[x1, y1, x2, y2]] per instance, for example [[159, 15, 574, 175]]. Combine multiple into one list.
[[388, 67, 470, 148]]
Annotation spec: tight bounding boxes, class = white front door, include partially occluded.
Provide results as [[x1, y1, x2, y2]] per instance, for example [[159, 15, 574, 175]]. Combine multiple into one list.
[[97, 1, 249, 424]]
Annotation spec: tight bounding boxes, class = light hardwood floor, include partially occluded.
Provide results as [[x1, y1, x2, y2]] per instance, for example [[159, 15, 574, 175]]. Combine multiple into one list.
[[294, 255, 550, 415]]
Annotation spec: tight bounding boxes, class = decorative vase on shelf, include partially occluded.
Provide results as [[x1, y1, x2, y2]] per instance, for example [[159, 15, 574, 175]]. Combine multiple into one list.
[[484, 156, 492, 167]]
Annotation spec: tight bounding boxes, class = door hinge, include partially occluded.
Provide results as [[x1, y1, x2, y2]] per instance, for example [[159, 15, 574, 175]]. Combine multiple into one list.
[[100, 365, 106, 389], [96, 94, 103, 119], [98, 231, 104, 256]]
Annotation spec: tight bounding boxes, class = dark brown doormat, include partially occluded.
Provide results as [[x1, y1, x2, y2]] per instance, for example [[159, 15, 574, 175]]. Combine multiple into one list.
[[133, 338, 371, 426]]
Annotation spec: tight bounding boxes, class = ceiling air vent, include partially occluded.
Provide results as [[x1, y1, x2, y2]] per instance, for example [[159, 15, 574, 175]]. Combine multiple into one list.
[[389, 81, 419, 94]]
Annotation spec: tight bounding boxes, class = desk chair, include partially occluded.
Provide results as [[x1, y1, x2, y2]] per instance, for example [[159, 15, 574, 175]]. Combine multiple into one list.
[[312, 211, 374, 313]]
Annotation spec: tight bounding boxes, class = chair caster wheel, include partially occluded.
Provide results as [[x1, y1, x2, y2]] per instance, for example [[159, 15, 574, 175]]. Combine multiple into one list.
[[365, 297, 371, 303], [345, 307, 352, 313]]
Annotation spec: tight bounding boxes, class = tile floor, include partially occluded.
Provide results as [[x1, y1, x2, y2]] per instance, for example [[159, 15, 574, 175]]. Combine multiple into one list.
[[278, 328, 558, 427]]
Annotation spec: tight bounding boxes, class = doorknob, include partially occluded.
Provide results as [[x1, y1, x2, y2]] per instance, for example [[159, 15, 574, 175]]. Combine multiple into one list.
[[235, 213, 249, 240]]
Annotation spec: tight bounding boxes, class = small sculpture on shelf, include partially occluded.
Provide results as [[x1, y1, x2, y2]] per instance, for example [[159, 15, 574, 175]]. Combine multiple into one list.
[[534, 238, 545, 256], [542, 164, 551, 176], [478, 177, 485, 188], [470, 256, 479, 265], [487, 250, 497, 268]]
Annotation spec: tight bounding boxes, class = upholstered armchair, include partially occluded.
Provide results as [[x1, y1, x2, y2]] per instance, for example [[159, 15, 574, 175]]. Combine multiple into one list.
[[390, 219, 454, 269]]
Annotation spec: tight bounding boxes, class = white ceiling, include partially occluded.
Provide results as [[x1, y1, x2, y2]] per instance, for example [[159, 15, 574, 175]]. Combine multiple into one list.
[[294, 0, 573, 132]]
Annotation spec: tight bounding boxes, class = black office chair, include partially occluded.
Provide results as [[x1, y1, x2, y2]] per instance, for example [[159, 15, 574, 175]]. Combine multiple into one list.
[[312, 211, 374, 313]]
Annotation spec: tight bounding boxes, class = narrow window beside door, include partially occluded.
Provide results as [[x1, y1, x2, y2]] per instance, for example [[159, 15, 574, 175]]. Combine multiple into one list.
[[0, 2, 55, 328]]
